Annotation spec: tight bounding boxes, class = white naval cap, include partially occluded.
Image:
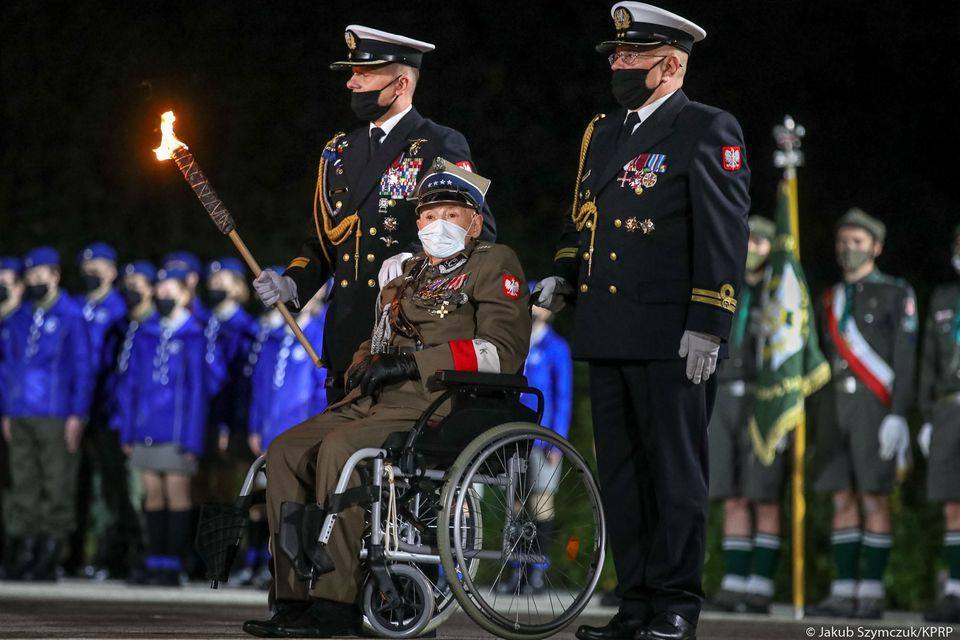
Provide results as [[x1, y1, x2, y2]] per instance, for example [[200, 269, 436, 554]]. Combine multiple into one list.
[[331, 25, 436, 70], [597, 2, 706, 54]]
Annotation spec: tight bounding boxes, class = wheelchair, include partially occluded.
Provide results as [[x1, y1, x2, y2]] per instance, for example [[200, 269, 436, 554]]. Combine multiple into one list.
[[197, 370, 606, 640]]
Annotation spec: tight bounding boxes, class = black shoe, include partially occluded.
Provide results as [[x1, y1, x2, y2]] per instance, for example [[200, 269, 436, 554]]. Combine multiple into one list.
[[24, 536, 61, 582], [924, 595, 960, 623], [806, 595, 857, 618], [148, 569, 181, 587], [523, 567, 547, 595], [496, 566, 523, 594], [4, 537, 34, 581], [702, 588, 745, 613], [742, 592, 771, 614], [243, 600, 313, 637], [635, 612, 697, 640], [244, 599, 359, 638], [854, 597, 884, 620], [576, 612, 645, 640]]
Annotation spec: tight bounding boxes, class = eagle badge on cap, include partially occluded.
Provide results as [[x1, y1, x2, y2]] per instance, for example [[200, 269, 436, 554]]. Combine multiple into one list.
[[345, 30, 357, 50], [613, 6, 632, 32]]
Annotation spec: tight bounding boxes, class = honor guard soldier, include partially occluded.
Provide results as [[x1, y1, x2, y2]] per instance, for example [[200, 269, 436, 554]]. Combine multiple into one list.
[[70, 242, 128, 578], [253, 25, 496, 403], [0, 247, 92, 582], [112, 265, 213, 586], [917, 224, 960, 623], [535, 4, 750, 639], [810, 208, 917, 619], [243, 159, 529, 638], [706, 216, 784, 615], [161, 250, 210, 324]]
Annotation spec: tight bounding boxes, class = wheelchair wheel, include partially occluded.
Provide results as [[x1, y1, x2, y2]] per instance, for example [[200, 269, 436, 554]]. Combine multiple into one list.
[[362, 564, 435, 638], [438, 423, 606, 640]]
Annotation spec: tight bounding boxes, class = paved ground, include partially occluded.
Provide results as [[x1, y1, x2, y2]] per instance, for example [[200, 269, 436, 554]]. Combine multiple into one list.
[[0, 581, 956, 639]]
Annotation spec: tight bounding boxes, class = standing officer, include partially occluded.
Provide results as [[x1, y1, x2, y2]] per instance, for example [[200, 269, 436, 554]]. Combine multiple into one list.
[[254, 25, 496, 403], [0, 247, 92, 581], [810, 209, 916, 619], [245, 160, 528, 638], [917, 224, 960, 624], [706, 216, 785, 615], [0, 256, 26, 575], [70, 242, 128, 578], [536, 4, 750, 638], [161, 251, 210, 324]]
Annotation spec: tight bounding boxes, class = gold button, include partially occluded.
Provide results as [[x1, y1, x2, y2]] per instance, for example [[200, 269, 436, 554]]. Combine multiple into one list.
[[580, 283, 589, 293], [367, 279, 376, 288], [335, 200, 342, 209], [388, 199, 396, 207], [366, 253, 375, 262], [369, 227, 378, 236], [609, 285, 618, 294], [610, 252, 617, 261], [585, 220, 593, 229], [582, 251, 590, 260], [339, 279, 349, 288], [342, 253, 350, 262], [614, 219, 622, 228]]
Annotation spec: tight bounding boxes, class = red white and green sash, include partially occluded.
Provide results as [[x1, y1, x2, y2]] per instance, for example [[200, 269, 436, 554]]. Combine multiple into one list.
[[825, 284, 893, 407]]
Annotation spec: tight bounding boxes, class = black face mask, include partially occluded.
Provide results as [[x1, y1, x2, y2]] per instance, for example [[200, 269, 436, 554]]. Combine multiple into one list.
[[121, 286, 143, 309], [350, 75, 401, 122], [26, 283, 49, 302], [610, 64, 661, 110], [80, 273, 103, 293], [0, 285, 8, 304], [155, 297, 177, 318], [206, 288, 228, 307]]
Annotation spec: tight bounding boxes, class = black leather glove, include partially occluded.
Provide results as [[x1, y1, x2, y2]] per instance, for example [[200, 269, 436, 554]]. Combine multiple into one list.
[[345, 355, 373, 394], [358, 354, 420, 399]]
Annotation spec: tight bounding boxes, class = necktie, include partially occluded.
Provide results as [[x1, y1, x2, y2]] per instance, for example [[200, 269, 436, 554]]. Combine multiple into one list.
[[370, 127, 385, 156], [619, 111, 640, 143]]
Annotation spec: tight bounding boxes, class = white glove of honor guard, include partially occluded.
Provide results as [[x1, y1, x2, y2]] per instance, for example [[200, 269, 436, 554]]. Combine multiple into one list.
[[378, 252, 414, 289], [253, 269, 297, 307], [678, 330, 720, 384], [917, 422, 932, 459], [878, 414, 910, 461], [533, 276, 574, 312]]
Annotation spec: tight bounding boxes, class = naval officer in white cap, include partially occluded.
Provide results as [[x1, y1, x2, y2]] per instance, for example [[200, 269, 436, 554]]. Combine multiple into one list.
[[254, 24, 496, 408], [536, 3, 751, 639]]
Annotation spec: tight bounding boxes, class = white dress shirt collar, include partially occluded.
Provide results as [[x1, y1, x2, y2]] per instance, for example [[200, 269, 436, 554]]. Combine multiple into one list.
[[370, 104, 413, 141], [625, 89, 678, 133]]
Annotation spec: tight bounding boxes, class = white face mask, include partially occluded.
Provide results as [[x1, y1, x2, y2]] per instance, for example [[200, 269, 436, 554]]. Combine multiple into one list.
[[418, 218, 469, 259]]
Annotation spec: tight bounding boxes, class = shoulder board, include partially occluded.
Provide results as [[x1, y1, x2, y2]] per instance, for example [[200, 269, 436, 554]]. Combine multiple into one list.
[[474, 243, 493, 252]]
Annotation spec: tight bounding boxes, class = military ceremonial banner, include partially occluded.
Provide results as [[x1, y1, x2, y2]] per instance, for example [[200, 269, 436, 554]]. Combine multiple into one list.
[[749, 179, 829, 465]]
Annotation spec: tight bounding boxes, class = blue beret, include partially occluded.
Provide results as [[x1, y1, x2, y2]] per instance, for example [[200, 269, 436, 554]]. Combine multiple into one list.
[[0, 256, 22, 274], [207, 257, 246, 278], [24, 246, 60, 269], [156, 267, 191, 284], [123, 260, 158, 283], [161, 251, 202, 275], [78, 242, 117, 264]]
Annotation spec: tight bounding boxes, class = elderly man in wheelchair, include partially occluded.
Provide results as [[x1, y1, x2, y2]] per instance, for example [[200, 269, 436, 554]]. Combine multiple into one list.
[[199, 159, 606, 639]]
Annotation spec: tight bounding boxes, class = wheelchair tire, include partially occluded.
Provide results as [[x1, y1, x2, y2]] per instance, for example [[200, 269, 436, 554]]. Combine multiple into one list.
[[362, 563, 435, 638], [438, 422, 606, 640]]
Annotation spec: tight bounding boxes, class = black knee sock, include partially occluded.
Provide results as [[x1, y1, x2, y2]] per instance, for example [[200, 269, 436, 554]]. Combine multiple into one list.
[[144, 509, 168, 572], [535, 519, 555, 569], [166, 509, 193, 573]]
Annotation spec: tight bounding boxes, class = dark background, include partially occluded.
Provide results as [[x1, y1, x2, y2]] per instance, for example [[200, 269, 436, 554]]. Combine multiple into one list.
[[1, 0, 957, 298], [1, 0, 958, 608]]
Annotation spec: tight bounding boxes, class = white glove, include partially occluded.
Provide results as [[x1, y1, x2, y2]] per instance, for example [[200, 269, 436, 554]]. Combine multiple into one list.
[[533, 276, 574, 312], [678, 330, 720, 384], [917, 422, 932, 459], [253, 269, 297, 307], [378, 252, 413, 289], [878, 414, 910, 461]]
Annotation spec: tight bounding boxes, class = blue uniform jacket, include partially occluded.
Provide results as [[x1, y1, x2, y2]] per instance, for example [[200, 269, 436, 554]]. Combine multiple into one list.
[[249, 308, 327, 450], [0, 305, 30, 416], [204, 306, 256, 435], [521, 325, 573, 440], [75, 289, 127, 425], [112, 312, 209, 455], [105, 310, 158, 431], [0, 293, 93, 419]]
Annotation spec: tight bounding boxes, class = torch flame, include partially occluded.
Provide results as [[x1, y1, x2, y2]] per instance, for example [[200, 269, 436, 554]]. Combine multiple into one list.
[[153, 110, 188, 160]]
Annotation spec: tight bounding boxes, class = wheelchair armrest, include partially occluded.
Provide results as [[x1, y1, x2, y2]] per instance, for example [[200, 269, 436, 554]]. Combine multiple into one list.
[[427, 370, 530, 392]]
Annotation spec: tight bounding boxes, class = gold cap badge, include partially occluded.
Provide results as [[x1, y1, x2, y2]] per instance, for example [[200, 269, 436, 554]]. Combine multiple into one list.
[[613, 7, 631, 33], [345, 30, 357, 51]]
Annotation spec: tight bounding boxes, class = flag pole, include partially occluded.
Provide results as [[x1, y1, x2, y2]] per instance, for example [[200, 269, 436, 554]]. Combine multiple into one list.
[[774, 115, 806, 619]]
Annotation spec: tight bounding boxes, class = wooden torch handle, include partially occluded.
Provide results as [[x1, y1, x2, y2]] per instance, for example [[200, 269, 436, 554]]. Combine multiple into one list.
[[226, 230, 324, 368]]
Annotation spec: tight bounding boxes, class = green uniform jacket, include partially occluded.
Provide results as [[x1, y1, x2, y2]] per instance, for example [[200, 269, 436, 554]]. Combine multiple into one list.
[[918, 282, 960, 422]]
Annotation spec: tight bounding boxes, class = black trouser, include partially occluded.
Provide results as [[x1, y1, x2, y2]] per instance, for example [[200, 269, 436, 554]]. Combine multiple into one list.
[[589, 359, 716, 624]]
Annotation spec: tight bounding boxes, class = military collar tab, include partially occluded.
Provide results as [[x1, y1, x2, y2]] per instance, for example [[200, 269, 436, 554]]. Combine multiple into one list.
[[438, 255, 468, 274]]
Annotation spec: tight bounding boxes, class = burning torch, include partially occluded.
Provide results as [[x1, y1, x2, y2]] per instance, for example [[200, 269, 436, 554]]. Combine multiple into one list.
[[153, 111, 323, 367]]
